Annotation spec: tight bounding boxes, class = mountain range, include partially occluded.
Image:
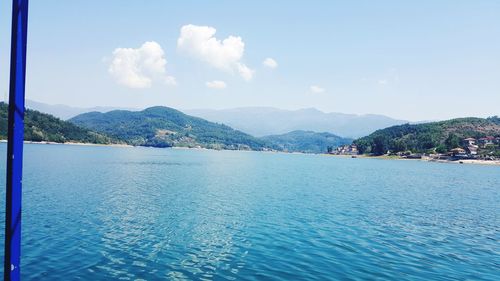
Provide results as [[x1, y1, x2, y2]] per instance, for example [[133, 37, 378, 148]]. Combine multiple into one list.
[[3, 101, 353, 153], [70, 107, 351, 153], [4, 100, 499, 155], [185, 107, 408, 138], [26, 100, 408, 138]]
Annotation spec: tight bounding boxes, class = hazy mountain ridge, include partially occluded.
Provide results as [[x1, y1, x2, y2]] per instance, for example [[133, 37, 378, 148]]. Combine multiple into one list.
[[26, 99, 138, 120], [185, 107, 408, 138], [25, 101, 408, 138]]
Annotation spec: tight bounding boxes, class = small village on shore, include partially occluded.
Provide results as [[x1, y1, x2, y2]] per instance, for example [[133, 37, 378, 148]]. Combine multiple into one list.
[[330, 136, 500, 164]]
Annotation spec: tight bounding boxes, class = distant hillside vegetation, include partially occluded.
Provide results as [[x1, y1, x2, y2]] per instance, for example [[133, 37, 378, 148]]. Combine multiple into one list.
[[0, 102, 117, 144], [262, 130, 352, 153], [70, 106, 265, 150], [354, 117, 500, 155]]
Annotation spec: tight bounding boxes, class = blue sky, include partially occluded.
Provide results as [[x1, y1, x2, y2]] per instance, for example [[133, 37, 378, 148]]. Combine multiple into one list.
[[0, 0, 499, 121]]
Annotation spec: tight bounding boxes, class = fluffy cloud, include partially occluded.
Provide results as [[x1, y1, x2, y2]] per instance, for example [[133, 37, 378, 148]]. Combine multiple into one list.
[[310, 85, 325, 93], [263, 58, 278, 69], [108, 41, 176, 88], [206, 80, 227, 89], [177, 24, 254, 81]]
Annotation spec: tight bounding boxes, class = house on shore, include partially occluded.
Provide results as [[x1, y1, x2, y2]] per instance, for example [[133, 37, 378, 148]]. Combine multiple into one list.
[[331, 144, 358, 155], [462, 138, 479, 156], [465, 145, 478, 155], [450, 147, 467, 158], [463, 137, 476, 146], [478, 136, 495, 148]]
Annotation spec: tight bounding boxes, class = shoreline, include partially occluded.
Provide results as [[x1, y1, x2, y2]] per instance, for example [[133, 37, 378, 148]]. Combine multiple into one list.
[[2, 140, 499, 166], [0, 140, 134, 148], [325, 153, 500, 166], [427, 158, 500, 166]]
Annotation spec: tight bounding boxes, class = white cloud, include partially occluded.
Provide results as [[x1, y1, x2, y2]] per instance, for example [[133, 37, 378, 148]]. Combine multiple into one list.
[[108, 41, 176, 88], [177, 24, 254, 81], [263, 58, 278, 69], [310, 85, 325, 93], [206, 80, 227, 89], [237, 63, 255, 81], [378, 79, 388, 85]]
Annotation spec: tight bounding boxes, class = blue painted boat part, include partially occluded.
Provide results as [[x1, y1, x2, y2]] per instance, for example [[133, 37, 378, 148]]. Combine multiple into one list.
[[4, 1, 29, 280]]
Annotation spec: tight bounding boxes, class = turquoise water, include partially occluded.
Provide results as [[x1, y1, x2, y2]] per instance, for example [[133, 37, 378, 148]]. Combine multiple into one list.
[[0, 143, 499, 280]]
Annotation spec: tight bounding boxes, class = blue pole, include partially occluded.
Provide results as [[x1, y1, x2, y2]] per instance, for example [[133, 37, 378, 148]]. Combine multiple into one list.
[[4, 0, 29, 280]]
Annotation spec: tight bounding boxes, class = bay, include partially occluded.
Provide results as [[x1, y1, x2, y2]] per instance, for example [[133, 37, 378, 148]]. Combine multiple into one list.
[[0, 143, 498, 280]]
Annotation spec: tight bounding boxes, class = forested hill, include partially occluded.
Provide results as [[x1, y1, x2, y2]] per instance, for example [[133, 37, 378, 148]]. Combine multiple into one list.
[[0, 102, 117, 144], [70, 106, 266, 150], [354, 117, 500, 155], [261, 130, 352, 153]]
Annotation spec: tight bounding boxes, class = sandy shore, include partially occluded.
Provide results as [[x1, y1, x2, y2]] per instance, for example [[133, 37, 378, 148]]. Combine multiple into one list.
[[428, 159, 500, 166], [325, 153, 500, 166]]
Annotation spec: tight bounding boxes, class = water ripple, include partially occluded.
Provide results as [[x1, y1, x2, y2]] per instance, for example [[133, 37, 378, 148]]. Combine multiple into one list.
[[0, 144, 497, 280]]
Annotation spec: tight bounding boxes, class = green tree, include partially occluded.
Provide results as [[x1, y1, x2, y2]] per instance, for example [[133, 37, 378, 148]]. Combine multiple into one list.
[[372, 135, 388, 155], [435, 144, 447, 154], [444, 133, 460, 150], [392, 139, 407, 152]]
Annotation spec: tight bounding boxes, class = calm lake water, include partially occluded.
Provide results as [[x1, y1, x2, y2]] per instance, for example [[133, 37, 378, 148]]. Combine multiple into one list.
[[0, 143, 499, 280]]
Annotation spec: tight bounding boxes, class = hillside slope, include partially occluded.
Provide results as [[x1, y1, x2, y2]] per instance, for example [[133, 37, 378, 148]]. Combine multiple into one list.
[[0, 102, 117, 144], [261, 130, 352, 153], [70, 106, 265, 150], [354, 117, 500, 155]]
